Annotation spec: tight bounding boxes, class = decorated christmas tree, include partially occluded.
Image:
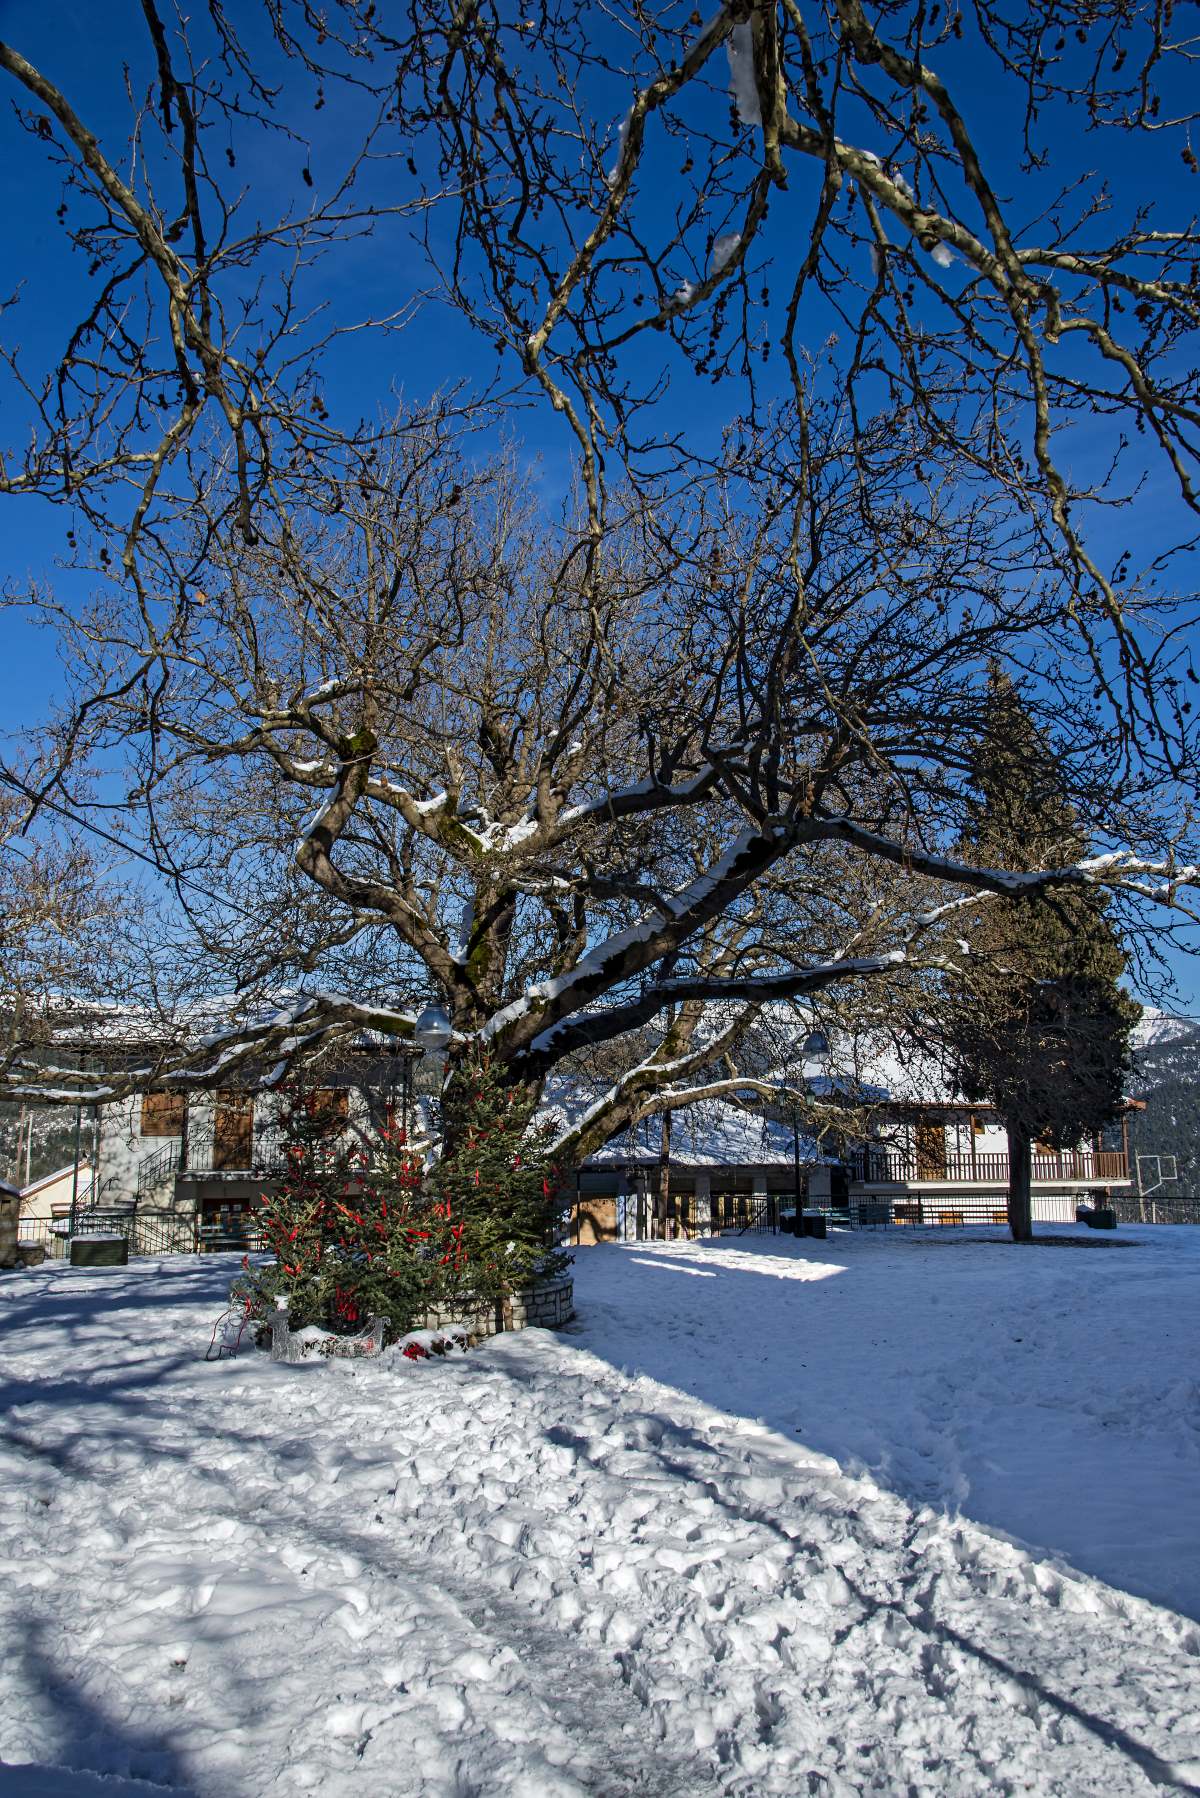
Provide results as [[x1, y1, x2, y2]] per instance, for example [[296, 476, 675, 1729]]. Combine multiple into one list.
[[234, 1083, 431, 1339], [433, 1053, 570, 1297], [232, 1057, 568, 1344]]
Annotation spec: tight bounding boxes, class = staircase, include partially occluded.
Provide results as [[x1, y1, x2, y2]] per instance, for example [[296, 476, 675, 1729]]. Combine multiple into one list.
[[136, 1140, 182, 1203]]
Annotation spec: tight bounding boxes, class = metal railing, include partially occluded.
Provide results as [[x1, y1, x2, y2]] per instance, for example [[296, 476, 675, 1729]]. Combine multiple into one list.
[[617, 1191, 781, 1240], [181, 1126, 392, 1178], [1112, 1194, 1200, 1225], [137, 1141, 182, 1200], [845, 1193, 1200, 1229], [18, 1210, 197, 1257], [849, 1148, 1129, 1185]]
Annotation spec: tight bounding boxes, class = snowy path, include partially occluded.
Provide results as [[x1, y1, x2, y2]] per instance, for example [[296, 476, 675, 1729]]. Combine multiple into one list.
[[1, 1228, 1198, 1796]]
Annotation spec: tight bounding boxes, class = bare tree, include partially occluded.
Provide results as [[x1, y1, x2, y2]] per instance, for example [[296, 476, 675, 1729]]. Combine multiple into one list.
[[402, 0, 1200, 739], [2, 410, 1195, 1163], [1, 4, 1198, 1166]]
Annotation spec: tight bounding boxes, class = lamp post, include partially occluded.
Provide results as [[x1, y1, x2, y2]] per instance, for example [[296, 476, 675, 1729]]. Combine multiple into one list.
[[411, 1004, 454, 1147], [68, 1045, 85, 1242], [412, 1003, 453, 1055], [385, 1006, 452, 1156], [788, 1030, 830, 1236]]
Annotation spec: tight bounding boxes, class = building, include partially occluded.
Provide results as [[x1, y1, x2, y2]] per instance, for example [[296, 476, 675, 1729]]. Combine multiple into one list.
[[561, 1099, 829, 1244], [16, 1163, 93, 1242], [21, 1025, 1138, 1253], [0, 1178, 19, 1268], [838, 1035, 1136, 1225]]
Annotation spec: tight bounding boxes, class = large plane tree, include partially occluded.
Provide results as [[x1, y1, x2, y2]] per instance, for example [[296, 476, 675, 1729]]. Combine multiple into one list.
[[1, 2, 1198, 1162]]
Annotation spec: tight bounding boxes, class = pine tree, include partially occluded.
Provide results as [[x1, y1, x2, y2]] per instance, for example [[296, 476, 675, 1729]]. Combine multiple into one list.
[[235, 1084, 430, 1339], [949, 673, 1140, 1241], [434, 1053, 570, 1295]]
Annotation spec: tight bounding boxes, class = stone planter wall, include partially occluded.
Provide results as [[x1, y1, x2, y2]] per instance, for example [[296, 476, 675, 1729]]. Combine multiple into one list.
[[416, 1276, 574, 1341], [0, 1189, 18, 1270]]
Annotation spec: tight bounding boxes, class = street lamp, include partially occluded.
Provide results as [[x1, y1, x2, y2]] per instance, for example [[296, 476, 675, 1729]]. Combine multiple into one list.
[[412, 1004, 453, 1053], [385, 1007, 452, 1149]]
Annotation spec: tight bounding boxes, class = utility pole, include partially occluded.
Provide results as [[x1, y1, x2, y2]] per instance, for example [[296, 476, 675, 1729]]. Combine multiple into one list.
[[67, 1047, 84, 1240]]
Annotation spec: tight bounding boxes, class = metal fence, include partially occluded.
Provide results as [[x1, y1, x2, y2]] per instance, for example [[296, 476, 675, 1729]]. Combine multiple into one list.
[[1111, 1194, 1200, 1225], [617, 1191, 782, 1240], [18, 1210, 204, 1258], [18, 1188, 1200, 1266]]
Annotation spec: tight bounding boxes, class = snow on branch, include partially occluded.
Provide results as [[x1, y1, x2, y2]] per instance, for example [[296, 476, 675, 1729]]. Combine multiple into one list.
[[485, 825, 795, 1051], [813, 818, 1200, 902], [0, 993, 428, 1106]]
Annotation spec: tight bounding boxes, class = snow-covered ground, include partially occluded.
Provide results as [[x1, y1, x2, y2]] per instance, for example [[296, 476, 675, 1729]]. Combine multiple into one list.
[[1, 1226, 1198, 1796]]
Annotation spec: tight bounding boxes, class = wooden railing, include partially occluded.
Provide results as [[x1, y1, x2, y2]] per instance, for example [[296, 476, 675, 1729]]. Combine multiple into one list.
[[850, 1148, 1128, 1185]]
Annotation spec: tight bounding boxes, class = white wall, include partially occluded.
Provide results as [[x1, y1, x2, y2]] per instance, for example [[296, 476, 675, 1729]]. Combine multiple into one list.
[[19, 1165, 93, 1227], [94, 1096, 181, 1205]]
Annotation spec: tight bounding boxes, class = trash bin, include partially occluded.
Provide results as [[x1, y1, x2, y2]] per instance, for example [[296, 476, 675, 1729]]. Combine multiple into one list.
[[70, 1233, 129, 1268], [801, 1211, 827, 1240]]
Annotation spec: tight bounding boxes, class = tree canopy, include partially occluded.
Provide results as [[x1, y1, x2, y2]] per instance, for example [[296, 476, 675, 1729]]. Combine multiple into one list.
[[1, 3, 1198, 1162]]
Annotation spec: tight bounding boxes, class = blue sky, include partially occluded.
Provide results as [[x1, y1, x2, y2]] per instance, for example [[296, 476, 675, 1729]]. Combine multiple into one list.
[[2, 1, 1198, 1008]]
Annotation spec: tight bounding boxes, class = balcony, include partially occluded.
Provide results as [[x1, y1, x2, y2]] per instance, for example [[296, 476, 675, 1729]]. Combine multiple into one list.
[[849, 1148, 1129, 1187], [181, 1125, 395, 1179]]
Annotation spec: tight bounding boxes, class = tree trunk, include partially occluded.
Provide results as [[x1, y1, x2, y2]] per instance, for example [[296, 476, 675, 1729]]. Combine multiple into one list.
[[1007, 1121, 1034, 1243], [657, 1106, 672, 1241]]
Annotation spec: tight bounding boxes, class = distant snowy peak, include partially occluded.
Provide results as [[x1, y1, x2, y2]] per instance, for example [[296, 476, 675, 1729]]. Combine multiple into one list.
[[1132, 1008, 1200, 1053]]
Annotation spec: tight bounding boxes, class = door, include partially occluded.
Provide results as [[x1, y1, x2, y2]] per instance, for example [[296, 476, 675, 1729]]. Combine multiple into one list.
[[213, 1092, 254, 1170], [915, 1120, 946, 1180], [574, 1197, 618, 1245]]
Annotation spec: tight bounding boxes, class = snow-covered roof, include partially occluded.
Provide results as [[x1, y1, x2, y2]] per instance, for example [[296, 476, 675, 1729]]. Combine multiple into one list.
[[589, 1102, 821, 1168], [839, 1036, 964, 1108], [539, 1077, 825, 1168], [20, 1162, 91, 1197]]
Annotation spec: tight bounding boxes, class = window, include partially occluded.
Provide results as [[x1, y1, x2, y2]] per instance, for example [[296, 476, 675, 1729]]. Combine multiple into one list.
[[310, 1087, 350, 1125], [141, 1091, 185, 1137]]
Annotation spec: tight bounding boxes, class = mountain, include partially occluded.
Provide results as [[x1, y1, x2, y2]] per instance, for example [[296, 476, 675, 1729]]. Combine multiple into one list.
[[1127, 1010, 1200, 1195]]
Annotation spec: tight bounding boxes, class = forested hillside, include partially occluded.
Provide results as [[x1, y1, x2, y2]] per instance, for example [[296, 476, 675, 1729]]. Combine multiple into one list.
[[1128, 1015, 1200, 1195]]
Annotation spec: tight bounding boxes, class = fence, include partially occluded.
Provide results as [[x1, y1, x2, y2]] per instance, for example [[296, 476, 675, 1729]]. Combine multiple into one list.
[[846, 1193, 1200, 1230], [849, 1147, 1129, 1185], [18, 1210, 208, 1258], [17, 1189, 1200, 1266], [617, 1191, 781, 1240], [1111, 1194, 1200, 1226]]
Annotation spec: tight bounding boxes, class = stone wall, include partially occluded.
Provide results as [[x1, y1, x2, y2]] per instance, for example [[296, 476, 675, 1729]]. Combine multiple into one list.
[[416, 1276, 574, 1341]]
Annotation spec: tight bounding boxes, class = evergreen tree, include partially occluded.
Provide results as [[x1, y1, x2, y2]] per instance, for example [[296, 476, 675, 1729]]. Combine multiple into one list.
[[233, 1060, 569, 1345], [434, 1054, 570, 1294], [949, 673, 1140, 1241], [235, 1084, 431, 1340]]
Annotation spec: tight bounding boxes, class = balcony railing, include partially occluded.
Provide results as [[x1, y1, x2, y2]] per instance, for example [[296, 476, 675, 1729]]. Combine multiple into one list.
[[849, 1148, 1128, 1186], [182, 1126, 397, 1178]]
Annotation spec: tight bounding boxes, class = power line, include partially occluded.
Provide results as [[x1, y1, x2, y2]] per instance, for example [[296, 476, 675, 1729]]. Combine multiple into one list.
[[0, 762, 261, 922]]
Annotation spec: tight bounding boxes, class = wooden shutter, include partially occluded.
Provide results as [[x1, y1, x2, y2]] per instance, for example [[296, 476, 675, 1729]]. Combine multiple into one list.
[[141, 1091, 185, 1137], [213, 1092, 254, 1170], [311, 1087, 350, 1121]]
